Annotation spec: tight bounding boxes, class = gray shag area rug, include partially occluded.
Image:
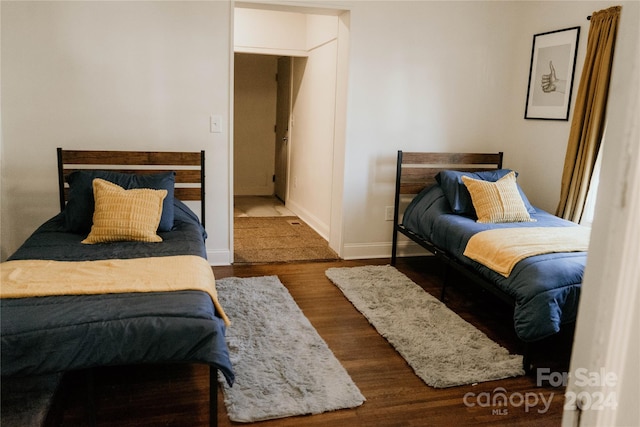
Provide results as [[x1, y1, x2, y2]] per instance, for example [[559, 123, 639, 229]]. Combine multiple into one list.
[[215, 275, 365, 423], [325, 265, 524, 388]]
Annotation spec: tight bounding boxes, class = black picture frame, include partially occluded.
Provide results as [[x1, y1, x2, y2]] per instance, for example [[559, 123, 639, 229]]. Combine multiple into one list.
[[524, 26, 580, 120]]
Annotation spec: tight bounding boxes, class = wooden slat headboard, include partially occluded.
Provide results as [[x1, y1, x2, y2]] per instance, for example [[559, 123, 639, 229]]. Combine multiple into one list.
[[395, 151, 504, 196], [391, 150, 504, 265], [57, 148, 206, 227]]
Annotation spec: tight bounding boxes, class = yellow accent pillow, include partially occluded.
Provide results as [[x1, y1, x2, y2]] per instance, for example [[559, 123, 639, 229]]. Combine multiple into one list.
[[82, 178, 167, 244], [461, 171, 535, 223]]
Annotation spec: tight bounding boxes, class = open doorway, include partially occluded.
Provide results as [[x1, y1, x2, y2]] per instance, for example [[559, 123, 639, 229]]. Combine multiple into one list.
[[233, 54, 291, 203], [274, 56, 291, 203], [233, 53, 282, 200], [233, 53, 338, 264], [232, 4, 349, 263]]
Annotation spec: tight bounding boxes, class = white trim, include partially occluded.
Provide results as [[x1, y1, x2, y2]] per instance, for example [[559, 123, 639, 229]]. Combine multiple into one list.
[[228, 3, 236, 266], [562, 17, 639, 426], [234, 46, 309, 57], [341, 241, 433, 261], [328, 10, 350, 259], [207, 249, 232, 267]]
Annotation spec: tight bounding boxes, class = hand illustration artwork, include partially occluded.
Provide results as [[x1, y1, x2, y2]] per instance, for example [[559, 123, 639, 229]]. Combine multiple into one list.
[[541, 61, 566, 94]]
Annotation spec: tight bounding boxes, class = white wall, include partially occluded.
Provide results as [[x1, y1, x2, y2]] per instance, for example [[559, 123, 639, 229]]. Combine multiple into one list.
[[1, 1, 232, 263], [341, 0, 523, 258], [292, 14, 341, 241], [234, 7, 308, 56], [288, 40, 338, 238]]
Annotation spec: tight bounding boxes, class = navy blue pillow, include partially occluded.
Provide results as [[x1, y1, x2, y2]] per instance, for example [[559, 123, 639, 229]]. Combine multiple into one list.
[[64, 170, 175, 233], [435, 169, 536, 216]]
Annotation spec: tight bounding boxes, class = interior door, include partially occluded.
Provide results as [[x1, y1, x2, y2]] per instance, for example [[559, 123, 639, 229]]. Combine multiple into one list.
[[274, 56, 291, 202]]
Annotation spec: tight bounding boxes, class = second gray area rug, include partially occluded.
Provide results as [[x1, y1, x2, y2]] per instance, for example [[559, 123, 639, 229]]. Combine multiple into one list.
[[216, 275, 365, 423], [325, 265, 524, 388]]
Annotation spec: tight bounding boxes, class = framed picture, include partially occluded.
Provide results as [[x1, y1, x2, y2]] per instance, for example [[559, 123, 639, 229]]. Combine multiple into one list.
[[524, 26, 580, 120]]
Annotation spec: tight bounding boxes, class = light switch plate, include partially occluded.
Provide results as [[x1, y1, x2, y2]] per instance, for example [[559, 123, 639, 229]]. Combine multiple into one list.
[[210, 115, 222, 133]]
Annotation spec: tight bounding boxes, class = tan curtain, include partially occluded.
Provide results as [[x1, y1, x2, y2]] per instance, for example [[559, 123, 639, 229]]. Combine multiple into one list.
[[556, 6, 621, 222]]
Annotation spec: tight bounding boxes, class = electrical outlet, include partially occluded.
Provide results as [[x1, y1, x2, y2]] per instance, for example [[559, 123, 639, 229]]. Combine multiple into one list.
[[385, 206, 394, 221]]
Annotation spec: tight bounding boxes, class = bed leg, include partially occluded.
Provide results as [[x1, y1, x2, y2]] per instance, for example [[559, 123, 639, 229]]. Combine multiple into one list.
[[85, 368, 97, 427], [391, 228, 398, 266], [210, 366, 218, 427], [522, 342, 534, 375], [440, 264, 449, 302], [391, 150, 402, 266]]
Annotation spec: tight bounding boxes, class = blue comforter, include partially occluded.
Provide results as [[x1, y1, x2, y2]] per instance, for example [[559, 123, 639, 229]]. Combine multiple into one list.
[[1, 200, 234, 385], [7, 199, 209, 262], [402, 185, 585, 342]]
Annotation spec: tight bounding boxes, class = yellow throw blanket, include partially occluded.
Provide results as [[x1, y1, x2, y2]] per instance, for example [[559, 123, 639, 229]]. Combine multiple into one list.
[[0, 255, 230, 326], [463, 227, 590, 277]]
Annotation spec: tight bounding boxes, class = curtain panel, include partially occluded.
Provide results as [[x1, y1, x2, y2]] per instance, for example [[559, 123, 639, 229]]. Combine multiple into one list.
[[556, 6, 621, 222]]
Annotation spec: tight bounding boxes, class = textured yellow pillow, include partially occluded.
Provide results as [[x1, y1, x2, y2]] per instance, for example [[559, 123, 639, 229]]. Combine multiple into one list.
[[82, 178, 167, 244], [461, 171, 535, 223]]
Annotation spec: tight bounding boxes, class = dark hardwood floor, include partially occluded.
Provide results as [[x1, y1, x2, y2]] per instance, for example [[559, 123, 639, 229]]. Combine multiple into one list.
[[52, 257, 573, 426]]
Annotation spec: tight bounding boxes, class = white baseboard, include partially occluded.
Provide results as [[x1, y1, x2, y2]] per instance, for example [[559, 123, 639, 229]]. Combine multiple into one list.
[[207, 249, 232, 266], [341, 240, 432, 260]]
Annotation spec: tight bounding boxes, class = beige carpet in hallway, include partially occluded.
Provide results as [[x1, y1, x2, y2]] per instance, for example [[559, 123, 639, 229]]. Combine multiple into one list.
[[234, 216, 339, 264]]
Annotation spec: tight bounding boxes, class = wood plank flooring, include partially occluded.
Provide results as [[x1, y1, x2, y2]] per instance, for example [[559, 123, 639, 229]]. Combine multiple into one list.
[[52, 257, 573, 426]]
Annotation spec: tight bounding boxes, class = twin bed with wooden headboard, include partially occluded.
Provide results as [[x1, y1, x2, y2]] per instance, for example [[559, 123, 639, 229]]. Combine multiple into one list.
[[1, 148, 232, 426], [391, 151, 588, 370]]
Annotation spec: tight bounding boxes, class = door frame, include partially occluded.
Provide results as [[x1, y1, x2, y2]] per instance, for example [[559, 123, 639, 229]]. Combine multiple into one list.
[[230, 3, 351, 260]]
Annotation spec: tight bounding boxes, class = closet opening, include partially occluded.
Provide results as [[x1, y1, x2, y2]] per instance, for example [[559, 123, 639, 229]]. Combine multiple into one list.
[[232, 4, 350, 264]]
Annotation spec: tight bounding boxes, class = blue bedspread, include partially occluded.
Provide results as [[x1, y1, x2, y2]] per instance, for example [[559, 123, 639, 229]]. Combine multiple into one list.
[[1, 200, 234, 385], [402, 185, 585, 342], [7, 199, 209, 262]]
